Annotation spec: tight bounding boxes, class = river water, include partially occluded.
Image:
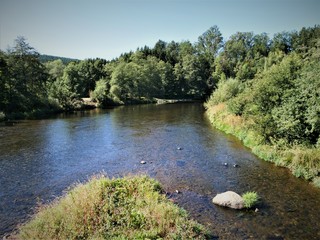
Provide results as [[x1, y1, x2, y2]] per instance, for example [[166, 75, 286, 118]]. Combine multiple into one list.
[[0, 103, 320, 239]]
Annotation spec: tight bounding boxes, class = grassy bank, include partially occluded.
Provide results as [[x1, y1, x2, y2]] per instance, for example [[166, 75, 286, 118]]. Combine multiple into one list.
[[17, 175, 209, 239], [206, 103, 320, 188]]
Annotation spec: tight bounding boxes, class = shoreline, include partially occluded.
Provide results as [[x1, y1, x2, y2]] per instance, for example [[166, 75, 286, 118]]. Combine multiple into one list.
[[205, 103, 320, 188]]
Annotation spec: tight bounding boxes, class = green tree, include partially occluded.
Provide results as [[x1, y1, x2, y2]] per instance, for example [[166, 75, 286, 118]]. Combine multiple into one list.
[[152, 40, 167, 61], [270, 31, 293, 54], [271, 60, 320, 144], [165, 41, 180, 66], [45, 59, 65, 82], [91, 78, 108, 105], [196, 25, 223, 66], [249, 53, 302, 141], [5, 36, 49, 114]]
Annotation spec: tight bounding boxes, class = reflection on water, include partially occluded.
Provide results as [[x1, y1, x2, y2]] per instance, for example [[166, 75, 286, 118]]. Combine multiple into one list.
[[0, 104, 320, 239]]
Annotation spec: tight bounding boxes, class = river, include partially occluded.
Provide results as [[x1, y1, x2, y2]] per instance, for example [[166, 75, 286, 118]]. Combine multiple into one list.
[[0, 103, 320, 239]]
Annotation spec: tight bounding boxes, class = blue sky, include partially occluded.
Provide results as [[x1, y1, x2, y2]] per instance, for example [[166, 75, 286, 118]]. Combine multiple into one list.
[[1, 0, 319, 60]]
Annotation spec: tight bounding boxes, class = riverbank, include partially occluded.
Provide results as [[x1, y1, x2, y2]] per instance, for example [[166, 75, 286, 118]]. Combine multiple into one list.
[[205, 103, 320, 188], [15, 175, 209, 239]]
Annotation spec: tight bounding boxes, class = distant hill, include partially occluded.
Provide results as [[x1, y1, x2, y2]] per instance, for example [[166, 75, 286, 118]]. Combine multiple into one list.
[[39, 54, 79, 64]]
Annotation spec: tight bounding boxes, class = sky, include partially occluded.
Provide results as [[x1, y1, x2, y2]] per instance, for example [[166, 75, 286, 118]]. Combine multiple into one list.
[[1, 0, 319, 60]]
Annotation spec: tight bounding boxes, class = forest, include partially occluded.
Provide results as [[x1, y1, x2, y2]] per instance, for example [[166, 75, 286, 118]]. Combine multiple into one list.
[[0, 25, 319, 148]]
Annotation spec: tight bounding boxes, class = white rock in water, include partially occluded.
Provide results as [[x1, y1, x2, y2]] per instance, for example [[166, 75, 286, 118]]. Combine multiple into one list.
[[212, 191, 245, 209], [140, 161, 146, 164]]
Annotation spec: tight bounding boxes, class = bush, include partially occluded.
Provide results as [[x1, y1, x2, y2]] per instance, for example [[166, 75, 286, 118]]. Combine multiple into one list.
[[206, 78, 242, 107], [242, 191, 259, 208]]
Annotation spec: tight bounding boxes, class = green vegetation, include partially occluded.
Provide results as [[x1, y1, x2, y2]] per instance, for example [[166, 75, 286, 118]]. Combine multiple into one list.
[[0, 26, 224, 119], [242, 192, 259, 208], [205, 25, 320, 186], [18, 175, 209, 239]]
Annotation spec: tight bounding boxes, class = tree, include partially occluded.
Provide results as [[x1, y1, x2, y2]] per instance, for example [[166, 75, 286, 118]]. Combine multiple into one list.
[[270, 31, 293, 54], [157, 60, 175, 98], [249, 53, 302, 141], [4, 36, 48, 114], [271, 60, 320, 144], [181, 54, 207, 98], [214, 32, 254, 79], [165, 41, 180, 66], [45, 59, 65, 82], [196, 25, 223, 66], [91, 78, 108, 105], [152, 40, 167, 62], [252, 33, 270, 58]]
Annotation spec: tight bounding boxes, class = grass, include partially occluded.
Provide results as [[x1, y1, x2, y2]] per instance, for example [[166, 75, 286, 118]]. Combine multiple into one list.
[[17, 175, 209, 240], [205, 103, 320, 188], [242, 192, 259, 208], [312, 177, 320, 188]]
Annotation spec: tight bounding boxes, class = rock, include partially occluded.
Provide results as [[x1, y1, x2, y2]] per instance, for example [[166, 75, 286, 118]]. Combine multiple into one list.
[[177, 147, 183, 150], [224, 162, 228, 166], [233, 164, 239, 168], [255, 208, 259, 212], [175, 189, 180, 194], [140, 161, 146, 164], [212, 191, 245, 209]]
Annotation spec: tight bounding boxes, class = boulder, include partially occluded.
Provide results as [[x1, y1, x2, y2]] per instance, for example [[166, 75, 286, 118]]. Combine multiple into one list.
[[212, 191, 245, 209]]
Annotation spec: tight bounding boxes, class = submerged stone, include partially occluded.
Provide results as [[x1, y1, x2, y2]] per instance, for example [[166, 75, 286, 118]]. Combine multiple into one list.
[[212, 191, 245, 209]]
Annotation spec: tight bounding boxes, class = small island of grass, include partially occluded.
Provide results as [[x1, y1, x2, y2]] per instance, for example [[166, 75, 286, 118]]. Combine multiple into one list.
[[17, 175, 209, 239]]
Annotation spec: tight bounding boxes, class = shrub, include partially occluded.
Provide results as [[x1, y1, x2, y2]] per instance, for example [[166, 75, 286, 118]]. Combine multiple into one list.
[[242, 191, 259, 208], [206, 78, 242, 107]]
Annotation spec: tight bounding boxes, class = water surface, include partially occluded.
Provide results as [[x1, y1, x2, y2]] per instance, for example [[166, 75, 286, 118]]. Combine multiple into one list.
[[1, 103, 320, 239]]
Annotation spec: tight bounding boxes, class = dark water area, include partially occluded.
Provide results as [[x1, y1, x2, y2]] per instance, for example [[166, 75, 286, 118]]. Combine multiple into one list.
[[1, 103, 320, 239]]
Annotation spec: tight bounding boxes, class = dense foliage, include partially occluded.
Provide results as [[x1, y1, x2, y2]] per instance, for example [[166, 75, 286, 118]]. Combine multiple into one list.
[[207, 25, 320, 147], [205, 25, 320, 185]]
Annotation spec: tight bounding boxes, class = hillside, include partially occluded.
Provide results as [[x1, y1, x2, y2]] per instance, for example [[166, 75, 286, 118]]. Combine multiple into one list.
[[39, 54, 79, 64]]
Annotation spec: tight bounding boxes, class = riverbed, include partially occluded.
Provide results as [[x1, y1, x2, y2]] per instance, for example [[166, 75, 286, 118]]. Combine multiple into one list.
[[1, 103, 320, 239]]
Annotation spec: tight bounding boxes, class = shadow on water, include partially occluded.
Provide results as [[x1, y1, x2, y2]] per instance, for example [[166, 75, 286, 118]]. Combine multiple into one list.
[[0, 103, 320, 239]]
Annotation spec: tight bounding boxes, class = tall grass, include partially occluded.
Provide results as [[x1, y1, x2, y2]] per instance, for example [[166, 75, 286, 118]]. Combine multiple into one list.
[[18, 175, 209, 239], [205, 103, 320, 187]]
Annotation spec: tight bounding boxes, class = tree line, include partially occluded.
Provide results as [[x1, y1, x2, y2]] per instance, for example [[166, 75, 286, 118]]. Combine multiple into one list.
[[0, 25, 319, 131]]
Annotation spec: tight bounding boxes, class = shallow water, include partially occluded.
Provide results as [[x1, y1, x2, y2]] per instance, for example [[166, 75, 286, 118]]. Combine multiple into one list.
[[0, 103, 320, 239]]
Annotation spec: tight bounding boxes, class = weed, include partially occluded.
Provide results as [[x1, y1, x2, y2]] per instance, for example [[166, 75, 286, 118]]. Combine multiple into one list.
[[242, 191, 259, 208]]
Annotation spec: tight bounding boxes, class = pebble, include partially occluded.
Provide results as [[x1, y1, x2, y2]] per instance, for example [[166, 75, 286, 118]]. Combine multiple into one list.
[[233, 164, 239, 168], [140, 161, 146, 164], [175, 190, 180, 194], [224, 162, 228, 166], [177, 147, 183, 150], [255, 208, 259, 212]]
